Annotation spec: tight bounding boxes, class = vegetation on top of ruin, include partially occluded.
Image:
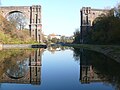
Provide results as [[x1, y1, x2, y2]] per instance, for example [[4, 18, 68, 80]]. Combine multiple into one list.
[[73, 4, 120, 45]]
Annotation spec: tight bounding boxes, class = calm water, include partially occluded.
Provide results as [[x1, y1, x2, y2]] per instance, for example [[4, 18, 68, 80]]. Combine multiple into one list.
[[0, 47, 120, 90]]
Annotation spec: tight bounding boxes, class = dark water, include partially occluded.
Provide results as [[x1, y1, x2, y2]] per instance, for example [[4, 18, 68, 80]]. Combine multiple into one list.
[[0, 47, 120, 90]]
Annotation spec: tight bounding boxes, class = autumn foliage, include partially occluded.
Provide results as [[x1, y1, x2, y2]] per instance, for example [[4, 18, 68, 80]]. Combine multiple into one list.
[[0, 14, 33, 44]]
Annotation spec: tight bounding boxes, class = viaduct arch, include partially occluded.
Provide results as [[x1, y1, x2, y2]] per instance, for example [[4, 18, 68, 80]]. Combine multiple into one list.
[[0, 5, 42, 42]]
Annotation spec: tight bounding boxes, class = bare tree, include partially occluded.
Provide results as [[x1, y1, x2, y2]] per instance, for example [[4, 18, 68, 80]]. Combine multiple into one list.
[[114, 3, 120, 18], [7, 12, 27, 30]]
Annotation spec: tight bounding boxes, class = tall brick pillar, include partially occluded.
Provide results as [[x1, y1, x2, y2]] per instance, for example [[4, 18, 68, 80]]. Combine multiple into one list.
[[30, 5, 42, 43]]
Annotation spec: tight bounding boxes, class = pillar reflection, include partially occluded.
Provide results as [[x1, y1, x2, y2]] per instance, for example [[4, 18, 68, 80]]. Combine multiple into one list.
[[79, 49, 101, 84], [29, 48, 43, 85]]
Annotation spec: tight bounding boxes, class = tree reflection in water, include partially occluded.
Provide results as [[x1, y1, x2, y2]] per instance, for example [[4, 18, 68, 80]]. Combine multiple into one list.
[[0, 49, 30, 79], [0, 48, 44, 85], [6, 59, 29, 79], [72, 47, 120, 90]]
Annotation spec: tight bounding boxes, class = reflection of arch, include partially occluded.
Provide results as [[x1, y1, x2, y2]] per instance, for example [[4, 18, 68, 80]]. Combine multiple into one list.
[[0, 49, 43, 85], [5, 60, 29, 80], [5, 72, 24, 79]]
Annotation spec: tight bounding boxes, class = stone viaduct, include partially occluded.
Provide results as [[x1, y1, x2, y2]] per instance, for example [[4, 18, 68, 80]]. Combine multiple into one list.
[[0, 5, 42, 42]]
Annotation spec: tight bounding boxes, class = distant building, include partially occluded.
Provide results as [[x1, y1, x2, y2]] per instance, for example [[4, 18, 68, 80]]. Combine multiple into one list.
[[48, 33, 61, 39], [80, 7, 109, 43]]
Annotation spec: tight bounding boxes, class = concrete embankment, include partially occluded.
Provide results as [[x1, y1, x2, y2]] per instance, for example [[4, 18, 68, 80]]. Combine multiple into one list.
[[3, 44, 32, 49], [69, 44, 120, 63], [2, 44, 47, 49]]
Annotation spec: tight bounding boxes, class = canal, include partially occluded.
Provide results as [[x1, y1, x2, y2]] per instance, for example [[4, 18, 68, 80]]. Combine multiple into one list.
[[0, 46, 119, 90]]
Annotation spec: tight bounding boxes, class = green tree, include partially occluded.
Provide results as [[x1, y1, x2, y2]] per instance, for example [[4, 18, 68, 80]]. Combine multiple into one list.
[[73, 28, 80, 44], [51, 38, 58, 43], [86, 4, 120, 45], [114, 4, 120, 17], [60, 36, 66, 43]]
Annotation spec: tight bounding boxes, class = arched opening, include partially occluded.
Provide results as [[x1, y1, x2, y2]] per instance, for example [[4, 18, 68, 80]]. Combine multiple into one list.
[[6, 11, 29, 30]]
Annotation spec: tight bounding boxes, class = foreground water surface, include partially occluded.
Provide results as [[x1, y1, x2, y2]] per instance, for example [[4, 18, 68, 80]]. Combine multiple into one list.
[[0, 47, 120, 90]]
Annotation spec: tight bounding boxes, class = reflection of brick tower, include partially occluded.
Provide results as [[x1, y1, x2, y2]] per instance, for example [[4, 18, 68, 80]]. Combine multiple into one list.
[[29, 49, 43, 85], [30, 5, 42, 42], [80, 49, 91, 84], [79, 49, 101, 84], [80, 65, 92, 84]]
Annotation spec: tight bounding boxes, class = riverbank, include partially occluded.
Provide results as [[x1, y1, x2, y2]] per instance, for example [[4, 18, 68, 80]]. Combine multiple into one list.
[[69, 44, 120, 63]]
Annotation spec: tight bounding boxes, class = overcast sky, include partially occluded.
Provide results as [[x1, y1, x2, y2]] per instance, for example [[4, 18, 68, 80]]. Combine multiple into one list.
[[1, 0, 120, 36]]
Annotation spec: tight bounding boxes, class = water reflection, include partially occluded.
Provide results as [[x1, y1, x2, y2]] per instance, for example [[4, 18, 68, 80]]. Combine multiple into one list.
[[73, 47, 120, 89], [0, 48, 44, 85], [47, 46, 71, 53], [0, 47, 119, 90]]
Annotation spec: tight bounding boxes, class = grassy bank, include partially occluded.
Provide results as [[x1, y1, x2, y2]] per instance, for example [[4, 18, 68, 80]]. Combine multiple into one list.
[[69, 44, 120, 63], [0, 14, 37, 44]]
